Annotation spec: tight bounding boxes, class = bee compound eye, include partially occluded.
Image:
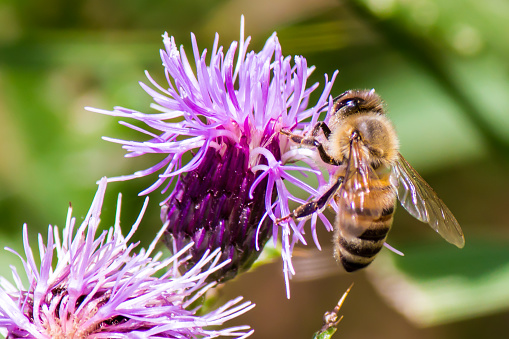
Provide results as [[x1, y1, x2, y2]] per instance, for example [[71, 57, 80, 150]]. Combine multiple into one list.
[[332, 93, 366, 115], [335, 98, 361, 115], [345, 99, 359, 110]]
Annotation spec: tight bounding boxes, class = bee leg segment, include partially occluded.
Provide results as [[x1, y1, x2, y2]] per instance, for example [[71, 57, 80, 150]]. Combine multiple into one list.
[[316, 144, 341, 166], [277, 176, 344, 223], [309, 122, 342, 165], [280, 129, 319, 148], [280, 128, 341, 166], [311, 121, 332, 139]]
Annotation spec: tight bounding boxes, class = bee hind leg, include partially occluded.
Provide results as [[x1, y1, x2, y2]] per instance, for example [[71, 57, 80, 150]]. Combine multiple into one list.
[[277, 176, 343, 223]]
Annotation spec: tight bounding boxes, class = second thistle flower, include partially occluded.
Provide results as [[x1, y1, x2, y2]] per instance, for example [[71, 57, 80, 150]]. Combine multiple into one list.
[[89, 17, 337, 294]]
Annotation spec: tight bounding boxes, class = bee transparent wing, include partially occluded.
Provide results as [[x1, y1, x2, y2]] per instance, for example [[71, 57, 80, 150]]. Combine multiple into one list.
[[336, 137, 382, 237], [390, 153, 465, 248]]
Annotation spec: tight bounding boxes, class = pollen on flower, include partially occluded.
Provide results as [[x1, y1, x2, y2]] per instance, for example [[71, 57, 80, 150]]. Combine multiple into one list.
[[87, 16, 338, 297], [0, 178, 254, 338]]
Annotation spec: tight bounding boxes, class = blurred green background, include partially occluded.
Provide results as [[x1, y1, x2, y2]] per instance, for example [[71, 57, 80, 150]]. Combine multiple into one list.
[[1, 0, 508, 338]]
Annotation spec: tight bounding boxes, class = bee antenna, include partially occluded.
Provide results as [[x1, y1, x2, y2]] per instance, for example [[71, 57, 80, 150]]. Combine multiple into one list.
[[316, 101, 329, 113], [332, 90, 350, 102]]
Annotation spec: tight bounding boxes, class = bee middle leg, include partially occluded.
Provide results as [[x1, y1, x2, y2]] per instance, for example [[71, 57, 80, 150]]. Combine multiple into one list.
[[277, 176, 343, 223]]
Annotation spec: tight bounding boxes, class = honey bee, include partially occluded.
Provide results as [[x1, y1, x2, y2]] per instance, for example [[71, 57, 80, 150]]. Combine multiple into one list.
[[279, 89, 464, 272]]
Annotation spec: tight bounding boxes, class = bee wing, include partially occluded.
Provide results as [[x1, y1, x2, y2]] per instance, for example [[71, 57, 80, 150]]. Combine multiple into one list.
[[390, 153, 465, 248], [336, 137, 382, 237]]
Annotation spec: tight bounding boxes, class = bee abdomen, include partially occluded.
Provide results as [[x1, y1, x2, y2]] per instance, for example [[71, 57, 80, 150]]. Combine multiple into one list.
[[334, 206, 395, 272], [335, 230, 388, 272]]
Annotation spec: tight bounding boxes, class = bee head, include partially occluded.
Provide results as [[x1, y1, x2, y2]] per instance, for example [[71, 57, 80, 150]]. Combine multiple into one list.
[[332, 89, 384, 118]]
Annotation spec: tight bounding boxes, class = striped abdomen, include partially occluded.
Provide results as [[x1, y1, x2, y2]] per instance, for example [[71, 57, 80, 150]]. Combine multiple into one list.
[[333, 170, 397, 272]]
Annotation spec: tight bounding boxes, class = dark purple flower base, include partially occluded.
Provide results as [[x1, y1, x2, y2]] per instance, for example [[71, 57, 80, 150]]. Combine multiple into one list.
[[162, 137, 278, 282]]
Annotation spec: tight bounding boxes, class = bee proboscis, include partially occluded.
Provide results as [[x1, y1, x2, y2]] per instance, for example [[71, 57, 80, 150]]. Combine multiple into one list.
[[278, 89, 464, 272]]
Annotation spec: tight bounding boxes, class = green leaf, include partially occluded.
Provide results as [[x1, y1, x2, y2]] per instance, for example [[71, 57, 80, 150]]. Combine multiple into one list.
[[368, 238, 509, 326]]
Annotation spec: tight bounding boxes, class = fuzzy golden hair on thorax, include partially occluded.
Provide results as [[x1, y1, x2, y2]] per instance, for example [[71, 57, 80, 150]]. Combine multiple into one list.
[[326, 89, 398, 168]]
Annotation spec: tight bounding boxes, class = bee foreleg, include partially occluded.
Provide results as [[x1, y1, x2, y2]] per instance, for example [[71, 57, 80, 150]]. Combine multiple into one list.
[[311, 121, 332, 139], [310, 122, 344, 165], [277, 176, 344, 223], [280, 129, 318, 148], [316, 144, 341, 166], [281, 128, 340, 166]]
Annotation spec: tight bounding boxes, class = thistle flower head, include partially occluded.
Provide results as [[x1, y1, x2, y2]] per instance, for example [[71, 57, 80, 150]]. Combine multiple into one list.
[[0, 178, 254, 338], [88, 17, 338, 297]]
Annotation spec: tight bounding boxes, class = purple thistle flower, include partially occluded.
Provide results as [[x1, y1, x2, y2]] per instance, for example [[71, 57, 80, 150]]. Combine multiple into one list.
[[87, 16, 338, 297], [0, 178, 254, 338]]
